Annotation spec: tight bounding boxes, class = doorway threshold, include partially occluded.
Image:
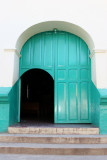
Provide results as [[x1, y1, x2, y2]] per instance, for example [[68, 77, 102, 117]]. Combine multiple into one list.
[[8, 121, 99, 135]]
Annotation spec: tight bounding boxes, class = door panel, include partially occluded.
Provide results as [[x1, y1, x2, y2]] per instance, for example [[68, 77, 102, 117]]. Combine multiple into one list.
[[80, 82, 89, 120], [32, 34, 42, 66], [57, 83, 66, 120], [44, 33, 53, 67], [68, 35, 77, 66], [80, 40, 88, 65], [21, 41, 31, 67], [68, 83, 78, 120], [69, 70, 77, 81], [57, 33, 67, 67]]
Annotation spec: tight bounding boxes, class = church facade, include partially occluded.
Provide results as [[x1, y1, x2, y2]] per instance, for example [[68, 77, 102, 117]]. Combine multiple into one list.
[[0, 0, 107, 134]]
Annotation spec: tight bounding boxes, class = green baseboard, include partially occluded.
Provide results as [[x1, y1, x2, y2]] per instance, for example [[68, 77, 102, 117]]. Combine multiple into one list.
[[99, 89, 107, 134], [0, 87, 11, 132]]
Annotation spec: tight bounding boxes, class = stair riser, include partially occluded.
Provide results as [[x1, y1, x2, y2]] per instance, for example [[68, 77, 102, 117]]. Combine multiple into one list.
[[0, 137, 107, 144], [0, 147, 107, 155], [8, 127, 99, 135]]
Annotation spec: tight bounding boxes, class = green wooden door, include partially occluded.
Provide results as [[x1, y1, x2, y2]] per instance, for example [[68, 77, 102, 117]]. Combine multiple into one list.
[[20, 31, 91, 123], [54, 32, 91, 123]]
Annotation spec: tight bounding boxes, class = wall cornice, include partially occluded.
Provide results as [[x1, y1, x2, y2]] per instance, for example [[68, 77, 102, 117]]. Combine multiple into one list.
[[90, 49, 107, 59], [4, 49, 21, 58]]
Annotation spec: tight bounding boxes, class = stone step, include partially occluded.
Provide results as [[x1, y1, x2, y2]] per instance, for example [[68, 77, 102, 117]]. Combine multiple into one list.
[[1, 134, 107, 144], [0, 143, 107, 155], [1, 155, 107, 160], [8, 127, 99, 135], [1, 143, 107, 148]]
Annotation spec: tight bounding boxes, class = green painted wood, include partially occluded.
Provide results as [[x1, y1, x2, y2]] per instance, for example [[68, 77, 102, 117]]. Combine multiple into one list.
[[8, 80, 20, 126], [20, 31, 91, 123], [18, 79, 21, 122], [91, 82, 100, 127], [20, 32, 54, 79], [54, 32, 91, 123]]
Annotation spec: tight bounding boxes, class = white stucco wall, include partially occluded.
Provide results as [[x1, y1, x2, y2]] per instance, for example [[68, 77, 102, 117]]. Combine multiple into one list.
[[90, 54, 97, 86], [0, 0, 107, 88], [0, 50, 19, 87], [95, 52, 107, 88]]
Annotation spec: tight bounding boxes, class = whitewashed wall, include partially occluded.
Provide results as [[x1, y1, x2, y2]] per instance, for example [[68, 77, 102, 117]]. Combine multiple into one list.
[[0, 0, 107, 88]]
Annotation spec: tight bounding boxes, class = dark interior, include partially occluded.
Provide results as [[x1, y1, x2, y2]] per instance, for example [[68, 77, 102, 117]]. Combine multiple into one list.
[[20, 69, 54, 123]]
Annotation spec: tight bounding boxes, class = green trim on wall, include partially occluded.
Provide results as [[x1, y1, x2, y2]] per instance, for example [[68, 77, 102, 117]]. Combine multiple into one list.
[[0, 87, 11, 132], [0, 82, 20, 132], [99, 89, 107, 104], [98, 89, 107, 97], [0, 87, 11, 96], [98, 89, 107, 134]]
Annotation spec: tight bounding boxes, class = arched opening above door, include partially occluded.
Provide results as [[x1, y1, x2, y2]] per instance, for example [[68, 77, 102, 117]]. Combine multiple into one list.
[[20, 69, 54, 124], [16, 21, 95, 54]]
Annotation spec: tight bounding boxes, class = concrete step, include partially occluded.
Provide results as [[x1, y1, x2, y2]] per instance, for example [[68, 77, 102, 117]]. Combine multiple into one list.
[[8, 127, 99, 135], [0, 143, 107, 155], [1, 133, 107, 155], [1, 155, 107, 160], [1, 142, 107, 148], [0, 134, 107, 144]]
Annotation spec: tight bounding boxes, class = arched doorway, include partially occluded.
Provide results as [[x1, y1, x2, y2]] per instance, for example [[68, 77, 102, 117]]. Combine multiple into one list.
[[19, 31, 91, 123], [20, 69, 54, 123]]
